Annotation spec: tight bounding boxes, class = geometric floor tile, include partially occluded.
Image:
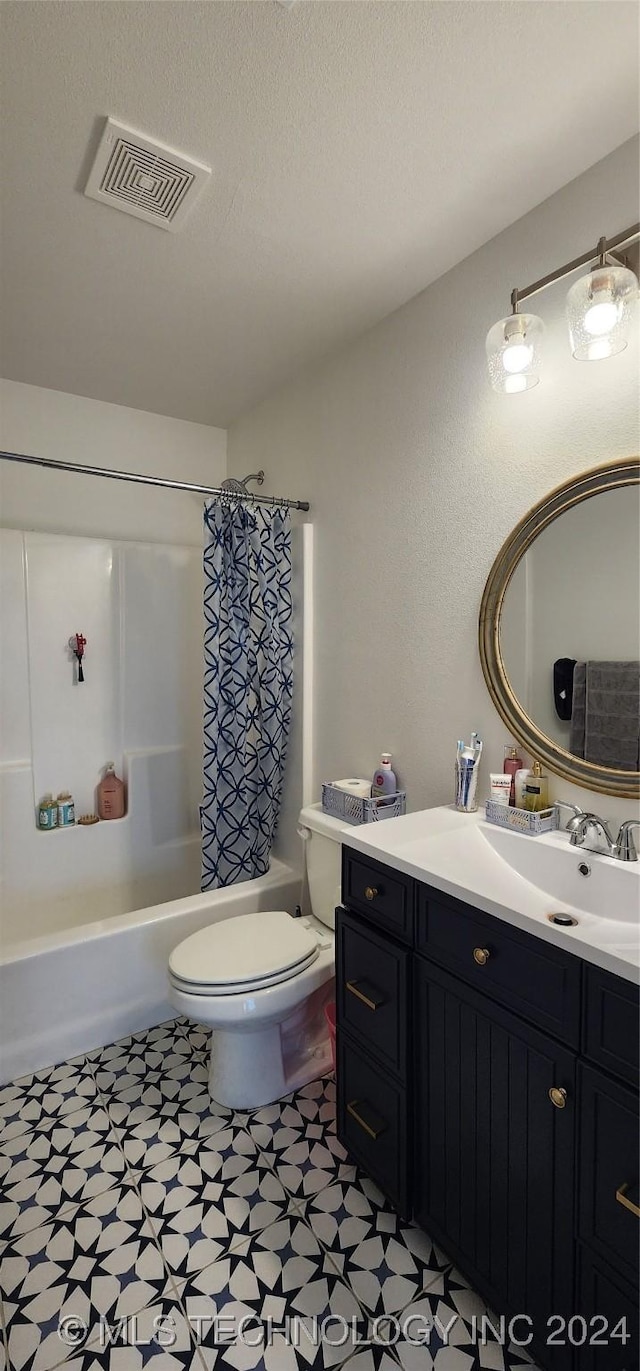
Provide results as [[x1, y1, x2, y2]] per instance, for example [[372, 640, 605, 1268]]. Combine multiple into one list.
[[0, 1104, 127, 1243], [0, 1023, 540, 1371], [0, 1060, 98, 1147], [394, 1281, 539, 1371], [138, 1126, 292, 1282], [173, 1018, 211, 1059], [103, 1056, 231, 1173], [176, 1209, 364, 1369], [92, 1025, 200, 1101], [0, 1180, 172, 1371], [302, 1176, 450, 1316], [340, 1354, 400, 1371], [62, 1298, 203, 1370], [246, 1077, 357, 1201]]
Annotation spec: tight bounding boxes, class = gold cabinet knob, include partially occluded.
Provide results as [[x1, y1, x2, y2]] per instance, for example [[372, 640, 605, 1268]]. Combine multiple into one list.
[[549, 1087, 567, 1109], [473, 947, 490, 965], [364, 886, 378, 901]]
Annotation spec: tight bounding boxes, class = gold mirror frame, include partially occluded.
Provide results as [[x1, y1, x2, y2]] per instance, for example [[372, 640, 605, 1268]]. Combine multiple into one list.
[[479, 456, 640, 799]]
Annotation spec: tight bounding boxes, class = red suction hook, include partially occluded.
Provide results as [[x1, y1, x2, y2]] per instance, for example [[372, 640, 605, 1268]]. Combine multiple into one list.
[[69, 633, 87, 683]]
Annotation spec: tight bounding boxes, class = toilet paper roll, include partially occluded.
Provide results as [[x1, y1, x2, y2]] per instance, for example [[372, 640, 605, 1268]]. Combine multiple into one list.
[[327, 778, 372, 798]]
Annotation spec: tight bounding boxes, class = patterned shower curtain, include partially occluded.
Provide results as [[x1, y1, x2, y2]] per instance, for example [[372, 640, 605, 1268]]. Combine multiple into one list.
[[201, 499, 293, 890]]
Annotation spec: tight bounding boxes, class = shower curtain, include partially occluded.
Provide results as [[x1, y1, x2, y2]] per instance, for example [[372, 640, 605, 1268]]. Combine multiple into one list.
[[201, 499, 293, 890]]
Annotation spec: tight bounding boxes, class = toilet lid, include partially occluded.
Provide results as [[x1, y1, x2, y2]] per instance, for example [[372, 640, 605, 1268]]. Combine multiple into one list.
[[169, 909, 319, 993]]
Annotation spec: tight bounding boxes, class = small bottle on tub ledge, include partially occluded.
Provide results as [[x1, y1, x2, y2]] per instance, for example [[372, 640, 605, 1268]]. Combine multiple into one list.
[[37, 794, 58, 830]]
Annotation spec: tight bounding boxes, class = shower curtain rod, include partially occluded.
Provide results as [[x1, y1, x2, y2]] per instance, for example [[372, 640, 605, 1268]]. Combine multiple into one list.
[[0, 450, 310, 512]]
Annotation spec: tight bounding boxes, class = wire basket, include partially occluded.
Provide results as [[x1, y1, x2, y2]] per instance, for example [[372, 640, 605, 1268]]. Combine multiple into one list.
[[485, 799, 557, 835], [322, 783, 407, 826]]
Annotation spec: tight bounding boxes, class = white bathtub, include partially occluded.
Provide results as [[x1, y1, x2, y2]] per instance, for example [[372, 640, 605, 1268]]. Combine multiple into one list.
[[0, 859, 300, 1084]]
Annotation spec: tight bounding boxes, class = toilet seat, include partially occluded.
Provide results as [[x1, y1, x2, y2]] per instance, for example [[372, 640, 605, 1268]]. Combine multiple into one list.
[[168, 909, 320, 997]]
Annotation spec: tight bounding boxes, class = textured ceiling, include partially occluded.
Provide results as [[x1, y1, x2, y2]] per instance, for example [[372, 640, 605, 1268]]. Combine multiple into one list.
[[1, 0, 638, 427]]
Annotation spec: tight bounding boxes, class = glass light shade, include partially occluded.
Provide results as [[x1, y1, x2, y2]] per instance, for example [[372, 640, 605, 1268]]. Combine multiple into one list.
[[485, 312, 544, 393], [566, 263, 638, 361]]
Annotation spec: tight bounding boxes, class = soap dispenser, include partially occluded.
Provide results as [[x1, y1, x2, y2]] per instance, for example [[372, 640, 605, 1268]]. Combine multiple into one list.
[[523, 760, 549, 813]]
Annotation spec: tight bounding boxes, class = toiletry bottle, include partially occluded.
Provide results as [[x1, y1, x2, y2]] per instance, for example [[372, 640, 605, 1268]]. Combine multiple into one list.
[[57, 791, 75, 827], [97, 763, 126, 820], [514, 767, 531, 809], [37, 794, 58, 830], [523, 760, 549, 812], [372, 753, 397, 801], [503, 745, 523, 806]]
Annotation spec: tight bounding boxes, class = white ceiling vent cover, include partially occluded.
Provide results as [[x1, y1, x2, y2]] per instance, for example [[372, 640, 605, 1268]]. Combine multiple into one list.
[[84, 118, 211, 231]]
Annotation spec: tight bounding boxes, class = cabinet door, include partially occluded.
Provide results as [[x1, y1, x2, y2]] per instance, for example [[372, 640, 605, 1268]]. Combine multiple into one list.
[[578, 1063, 639, 1289], [576, 1244, 639, 1371], [414, 957, 576, 1371]]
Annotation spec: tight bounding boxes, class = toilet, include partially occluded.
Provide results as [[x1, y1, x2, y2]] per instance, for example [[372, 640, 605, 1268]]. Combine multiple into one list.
[[168, 804, 349, 1109]]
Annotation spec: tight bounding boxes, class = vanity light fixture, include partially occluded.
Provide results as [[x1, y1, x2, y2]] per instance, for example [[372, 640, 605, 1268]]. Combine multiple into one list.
[[486, 223, 639, 394]]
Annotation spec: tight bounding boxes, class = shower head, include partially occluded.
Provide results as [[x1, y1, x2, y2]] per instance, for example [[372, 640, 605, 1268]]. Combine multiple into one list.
[[221, 470, 265, 495]]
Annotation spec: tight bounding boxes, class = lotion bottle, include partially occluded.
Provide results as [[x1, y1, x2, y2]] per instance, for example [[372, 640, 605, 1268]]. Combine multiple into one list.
[[372, 753, 397, 799]]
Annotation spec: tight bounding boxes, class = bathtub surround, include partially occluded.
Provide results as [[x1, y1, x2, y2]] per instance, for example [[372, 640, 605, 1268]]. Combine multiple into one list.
[[0, 528, 203, 909], [201, 500, 294, 890], [228, 136, 640, 837]]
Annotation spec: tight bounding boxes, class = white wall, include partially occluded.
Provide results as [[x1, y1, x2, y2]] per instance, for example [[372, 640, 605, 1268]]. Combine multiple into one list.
[[0, 380, 226, 544], [229, 136, 640, 832]]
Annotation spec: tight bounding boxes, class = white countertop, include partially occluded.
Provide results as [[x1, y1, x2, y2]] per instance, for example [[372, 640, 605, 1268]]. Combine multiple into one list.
[[341, 805, 640, 985]]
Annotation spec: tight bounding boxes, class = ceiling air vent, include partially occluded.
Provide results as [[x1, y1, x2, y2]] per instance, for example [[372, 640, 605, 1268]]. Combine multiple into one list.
[[84, 118, 211, 231]]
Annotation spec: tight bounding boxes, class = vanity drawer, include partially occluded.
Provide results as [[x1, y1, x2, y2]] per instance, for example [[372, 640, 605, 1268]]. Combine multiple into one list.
[[336, 909, 409, 1080], [578, 1063, 640, 1288], [337, 1032, 408, 1215], [342, 848, 414, 944], [416, 885, 582, 1045], [583, 964, 639, 1089]]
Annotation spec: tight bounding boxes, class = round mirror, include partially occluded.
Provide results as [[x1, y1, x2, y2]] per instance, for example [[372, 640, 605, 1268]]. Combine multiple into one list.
[[479, 457, 640, 799]]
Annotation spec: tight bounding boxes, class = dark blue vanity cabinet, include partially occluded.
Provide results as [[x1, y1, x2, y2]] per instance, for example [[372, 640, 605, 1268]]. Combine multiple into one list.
[[336, 846, 640, 1371]]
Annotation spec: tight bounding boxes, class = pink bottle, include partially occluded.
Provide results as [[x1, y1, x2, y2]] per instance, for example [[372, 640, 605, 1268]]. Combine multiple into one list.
[[97, 762, 126, 819]]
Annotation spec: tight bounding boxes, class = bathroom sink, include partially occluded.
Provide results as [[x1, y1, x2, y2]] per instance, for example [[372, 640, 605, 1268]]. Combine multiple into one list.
[[343, 805, 640, 982]]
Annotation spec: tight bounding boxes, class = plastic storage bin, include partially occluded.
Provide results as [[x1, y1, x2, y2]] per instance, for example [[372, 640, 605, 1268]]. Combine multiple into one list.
[[322, 783, 406, 826]]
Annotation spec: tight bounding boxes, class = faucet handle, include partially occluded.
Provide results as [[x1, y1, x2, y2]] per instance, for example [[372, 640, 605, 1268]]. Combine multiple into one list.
[[553, 801, 584, 833], [615, 821, 640, 863]]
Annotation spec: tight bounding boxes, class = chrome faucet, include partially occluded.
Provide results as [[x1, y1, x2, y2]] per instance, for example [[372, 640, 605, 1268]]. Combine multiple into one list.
[[616, 820, 639, 863], [570, 813, 640, 862], [553, 801, 584, 833]]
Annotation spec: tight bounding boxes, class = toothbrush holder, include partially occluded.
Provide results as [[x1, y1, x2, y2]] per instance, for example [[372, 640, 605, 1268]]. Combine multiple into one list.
[[454, 759, 479, 812]]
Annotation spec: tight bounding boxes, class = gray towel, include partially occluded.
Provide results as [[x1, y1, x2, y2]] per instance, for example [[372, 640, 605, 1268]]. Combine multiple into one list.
[[570, 661, 640, 771]]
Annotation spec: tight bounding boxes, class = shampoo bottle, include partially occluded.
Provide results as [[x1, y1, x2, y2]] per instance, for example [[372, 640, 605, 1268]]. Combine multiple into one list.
[[97, 763, 126, 820], [372, 753, 397, 800]]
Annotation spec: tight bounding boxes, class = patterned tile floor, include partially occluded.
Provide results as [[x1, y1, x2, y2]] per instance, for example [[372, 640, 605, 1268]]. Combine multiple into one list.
[[0, 1020, 539, 1371]]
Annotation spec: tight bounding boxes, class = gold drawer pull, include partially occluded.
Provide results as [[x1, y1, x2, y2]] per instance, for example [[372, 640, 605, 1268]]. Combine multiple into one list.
[[473, 947, 490, 966], [364, 886, 379, 901], [549, 1087, 567, 1109], [346, 980, 383, 1011], [347, 1099, 386, 1141], [616, 1183, 640, 1219]]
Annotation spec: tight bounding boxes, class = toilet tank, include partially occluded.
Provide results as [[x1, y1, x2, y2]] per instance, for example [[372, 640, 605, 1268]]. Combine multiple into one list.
[[299, 804, 350, 931]]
